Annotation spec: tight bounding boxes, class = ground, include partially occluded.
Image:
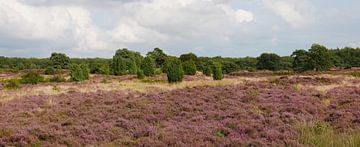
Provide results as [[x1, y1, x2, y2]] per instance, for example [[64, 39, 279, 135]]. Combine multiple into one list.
[[0, 71, 360, 146]]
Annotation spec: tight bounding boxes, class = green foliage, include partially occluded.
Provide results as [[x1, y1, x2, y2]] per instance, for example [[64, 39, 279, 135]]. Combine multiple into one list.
[[212, 62, 224, 80], [256, 53, 281, 71], [291, 50, 312, 72], [298, 122, 360, 147], [221, 61, 240, 74], [147, 48, 167, 68], [91, 63, 110, 75], [352, 72, 360, 78], [20, 72, 44, 84], [309, 44, 333, 71], [180, 52, 198, 62], [141, 56, 156, 76], [49, 76, 66, 83], [5, 79, 21, 89], [111, 48, 143, 75], [44, 66, 56, 75], [70, 64, 90, 81], [203, 64, 212, 76], [50, 53, 70, 69], [165, 57, 184, 83], [137, 69, 145, 79], [182, 60, 197, 75]]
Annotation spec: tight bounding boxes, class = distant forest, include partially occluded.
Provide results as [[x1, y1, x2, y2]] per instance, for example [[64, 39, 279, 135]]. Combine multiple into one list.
[[1, 44, 360, 74]]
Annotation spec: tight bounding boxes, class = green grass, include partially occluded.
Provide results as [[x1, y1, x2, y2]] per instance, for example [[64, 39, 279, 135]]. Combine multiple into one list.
[[298, 121, 360, 147], [351, 72, 360, 78]]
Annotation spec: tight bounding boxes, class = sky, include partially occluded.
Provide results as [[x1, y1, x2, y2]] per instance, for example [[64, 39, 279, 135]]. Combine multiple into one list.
[[0, 0, 359, 58]]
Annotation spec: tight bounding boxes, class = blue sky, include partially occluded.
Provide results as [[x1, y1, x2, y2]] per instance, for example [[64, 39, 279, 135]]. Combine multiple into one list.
[[0, 0, 359, 58]]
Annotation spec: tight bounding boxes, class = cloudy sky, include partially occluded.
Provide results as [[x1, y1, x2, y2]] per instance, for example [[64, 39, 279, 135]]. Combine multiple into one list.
[[0, 0, 359, 58]]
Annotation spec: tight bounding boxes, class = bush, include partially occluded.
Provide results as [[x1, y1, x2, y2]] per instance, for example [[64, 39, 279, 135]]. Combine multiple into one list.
[[70, 64, 90, 81], [44, 67, 56, 75], [92, 63, 110, 75], [165, 58, 184, 83], [141, 56, 156, 76], [352, 72, 360, 78], [137, 69, 145, 79], [5, 79, 21, 89], [21, 72, 44, 84], [212, 62, 224, 80], [203, 65, 212, 76], [182, 60, 197, 75], [256, 53, 281, 71], [49, 76, 66, 83]]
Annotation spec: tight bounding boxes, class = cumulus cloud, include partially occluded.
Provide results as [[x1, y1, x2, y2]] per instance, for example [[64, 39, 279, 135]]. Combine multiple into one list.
[[262, 0, 316, 28]]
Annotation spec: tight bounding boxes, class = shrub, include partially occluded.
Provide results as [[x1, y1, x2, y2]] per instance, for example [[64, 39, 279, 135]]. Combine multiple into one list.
[[165, 57, 184, 83], [137, 69, 145, 79], [182, 60, 197, 75], [49, 76, 66, 83], [70, 64, 90, 82], [203, 65, 212, 76], [5, 79, 21, 89], [44, 67, 56, 75], [141, 56, 156, 76], [92, 63, 110, 75], [212, 62, 224, 80], [21, 72, 44, 84], [352, 72, 360, 78], [50, 52, 70, 69], [256, 53, 281, 71]]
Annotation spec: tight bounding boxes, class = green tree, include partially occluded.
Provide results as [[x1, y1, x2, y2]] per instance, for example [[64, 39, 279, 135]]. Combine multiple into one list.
[[291, 50, 312, 72], [256, 53, 281, 71], [50, 53, 70, 69], [44, 66, 56, 75], [308, 44, 333, 71], [70, 64, 90, 81], [141, 56, 156, 76], [203, 64, 212, 76], [111, 56, 127, 75], [212, 62, 224, 80], [111, 48, 143, 75], [147, 48, 167, 68], [137, 69, 145, 79], [165, 57, 184, 83], [182, 60, 197, 75], [180, 52, 198, 62]]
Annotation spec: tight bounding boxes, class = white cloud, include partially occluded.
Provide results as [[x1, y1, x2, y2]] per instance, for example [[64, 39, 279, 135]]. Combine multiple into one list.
[[262, 0, 316, 28]]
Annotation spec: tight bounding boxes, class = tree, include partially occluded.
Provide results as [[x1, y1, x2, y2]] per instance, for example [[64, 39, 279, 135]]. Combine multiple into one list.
[[212, 62, 224, 80], [147, 48, 167, 68], [70, 63, 90, 81], [182, 60, 197, 75], [137, 69, 145, 79], [111, 48, 143, 75], [308, 44, 332, 71], [291, 50, 312, 72], [180, 53, 198, 62], [165, 57, 184, 83], [141, 56, 156, 76], [50, 53, 70, 69], [256, 53, 281, 71], [111, 56, 127, 75], [221, 61, 240, 74], [203, 64, 212, 77]]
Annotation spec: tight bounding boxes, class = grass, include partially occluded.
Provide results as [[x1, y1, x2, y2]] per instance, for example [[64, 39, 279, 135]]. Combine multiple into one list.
[[351, 72, 360, 78], [298, 121, 360, 147]]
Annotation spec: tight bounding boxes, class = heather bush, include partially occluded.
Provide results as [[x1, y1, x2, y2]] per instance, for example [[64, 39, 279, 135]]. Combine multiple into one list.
[[141, 56, 156, 76], [21, 72, 44, 84], [70, 64, 90, 81], [165, 57, 184, 83], [212, 62, 223, 80], [137, 69, 145, 79], [44, 66, 56, 75], [5, 79, 21, 89], [182, 60, 197, 75]]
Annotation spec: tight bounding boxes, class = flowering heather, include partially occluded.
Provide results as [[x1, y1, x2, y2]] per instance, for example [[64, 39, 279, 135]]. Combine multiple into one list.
[[0, 75, 358, 146]]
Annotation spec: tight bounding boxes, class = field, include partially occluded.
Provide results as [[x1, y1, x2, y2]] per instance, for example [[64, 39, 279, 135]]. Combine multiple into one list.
[[1, 71, 360, 146]]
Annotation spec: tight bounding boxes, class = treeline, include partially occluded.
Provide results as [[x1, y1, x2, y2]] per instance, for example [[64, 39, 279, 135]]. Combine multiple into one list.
[[1, 44, 360, 74]]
